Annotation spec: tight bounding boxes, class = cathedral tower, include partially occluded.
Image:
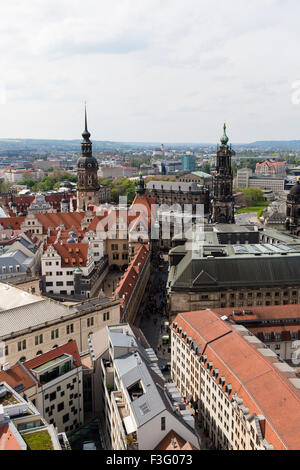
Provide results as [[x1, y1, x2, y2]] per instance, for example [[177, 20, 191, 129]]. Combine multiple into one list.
[[76, 105, 100, 211], [211, 124, 235, 224]]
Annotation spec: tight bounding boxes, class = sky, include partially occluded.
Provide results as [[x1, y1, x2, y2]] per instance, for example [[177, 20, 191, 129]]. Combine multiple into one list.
[[1, 0, 300, 143]]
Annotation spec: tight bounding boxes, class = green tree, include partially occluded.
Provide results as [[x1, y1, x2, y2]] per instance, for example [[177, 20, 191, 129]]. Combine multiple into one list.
[[202, 163, 211, 174]]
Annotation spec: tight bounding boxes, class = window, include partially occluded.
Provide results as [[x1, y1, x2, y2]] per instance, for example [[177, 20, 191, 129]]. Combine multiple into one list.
[[161, 417, 166, 431], [87, 317, 94, 328], [103, 312, 110, 322], [18, 340, 26, 351], [35, 334, 43, 346], [66, 324, 74, 334], [50, 392, 57, 402], [57, 402, 64, 412], [63, 413, 69, 424], [56, 281, 64, 286], [113, 253, 119, 260], [51, 329, 59, 340]]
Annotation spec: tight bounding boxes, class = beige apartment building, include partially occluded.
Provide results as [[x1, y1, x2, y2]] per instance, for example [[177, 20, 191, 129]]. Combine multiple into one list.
[[0, 283, 120, 367], [22, 341, 84, 435], [171, 310, 300, 450]]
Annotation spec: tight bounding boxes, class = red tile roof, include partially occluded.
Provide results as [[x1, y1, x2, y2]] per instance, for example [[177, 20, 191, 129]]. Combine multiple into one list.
[[113, 244, 149, 310], [23, 341, 81, 385], [173, 309, 300, 450], [35, 212, 85, 233], [154, 430, 197, 451], [0, 364, 36, 391], [212, 304, 300, 321], [44, 242, 89, 267], [257, 161, 285, 168], [0, 216, 25, 230], [0, 424, 23, 450]]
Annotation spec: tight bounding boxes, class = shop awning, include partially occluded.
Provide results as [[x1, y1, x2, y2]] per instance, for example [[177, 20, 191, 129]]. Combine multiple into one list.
[[162, 335, 170, 340]]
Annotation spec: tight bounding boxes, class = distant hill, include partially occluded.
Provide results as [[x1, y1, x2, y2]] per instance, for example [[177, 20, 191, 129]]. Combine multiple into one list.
[[243, 141, 300, 150], [1, 138, 300, 152]]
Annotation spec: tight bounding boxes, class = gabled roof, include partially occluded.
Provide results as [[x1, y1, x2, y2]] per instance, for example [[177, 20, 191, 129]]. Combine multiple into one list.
[[44, 242, 90, 267], [154, 430, 197, 450], [0, 216, 25, 230], [34, 212, 85, 233]]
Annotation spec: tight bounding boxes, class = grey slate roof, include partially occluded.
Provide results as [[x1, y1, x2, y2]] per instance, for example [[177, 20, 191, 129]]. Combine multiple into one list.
[[114, 352, 166, 428], [169, 250, 300, 290], [0, 250, 34, 273], [0, 299, 72, 338]]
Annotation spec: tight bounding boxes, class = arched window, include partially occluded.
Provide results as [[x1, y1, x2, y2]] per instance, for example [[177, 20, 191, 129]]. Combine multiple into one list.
[[36, 350, 43, 356], [19, 357, 26, 362]]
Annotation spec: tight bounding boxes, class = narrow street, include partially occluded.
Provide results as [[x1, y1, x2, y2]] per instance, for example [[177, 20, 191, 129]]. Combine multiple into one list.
[[134, 256, 171, 377], [135, 255, 214, 450]]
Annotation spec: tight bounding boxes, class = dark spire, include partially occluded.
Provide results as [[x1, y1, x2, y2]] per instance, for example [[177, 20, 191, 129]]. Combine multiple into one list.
[[82, 102, 91, 142]]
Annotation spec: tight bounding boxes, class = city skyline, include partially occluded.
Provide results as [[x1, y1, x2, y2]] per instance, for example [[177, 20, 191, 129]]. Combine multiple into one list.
[[1, 0, 300, 142]]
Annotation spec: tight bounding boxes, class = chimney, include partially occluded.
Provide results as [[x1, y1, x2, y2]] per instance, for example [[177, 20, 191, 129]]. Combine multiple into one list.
[[258, 415, 266, 439]]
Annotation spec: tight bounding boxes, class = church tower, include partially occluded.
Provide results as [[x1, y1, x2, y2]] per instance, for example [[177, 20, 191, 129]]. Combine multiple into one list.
[[76, 104, 100, 211], [211, 124, 235, 224], [286, 177, 300, 236]]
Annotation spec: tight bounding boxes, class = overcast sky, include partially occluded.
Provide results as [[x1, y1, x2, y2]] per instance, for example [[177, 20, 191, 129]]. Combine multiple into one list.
[[1, 0, 300, 143]]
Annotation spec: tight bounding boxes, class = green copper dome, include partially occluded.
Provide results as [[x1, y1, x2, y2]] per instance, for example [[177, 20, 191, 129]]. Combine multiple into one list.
[[220, 123, 229, 145]]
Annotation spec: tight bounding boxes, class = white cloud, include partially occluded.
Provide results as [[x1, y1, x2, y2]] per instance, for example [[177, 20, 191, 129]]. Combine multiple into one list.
[[0, 0, 300, 142]]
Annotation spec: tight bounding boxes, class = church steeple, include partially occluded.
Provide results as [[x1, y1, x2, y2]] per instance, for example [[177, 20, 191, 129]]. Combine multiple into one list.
[[82, 103, 91, 142], [211, 123, 235, 224], [81, 103, 92, 155], [76, 103, 100, 212]]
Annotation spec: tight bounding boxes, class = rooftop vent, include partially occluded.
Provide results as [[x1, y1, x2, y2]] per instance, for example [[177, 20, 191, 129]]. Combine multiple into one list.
[[219, 377, 225, 386], [243, 310, 253, 315], [233, 310, 242, 316]]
